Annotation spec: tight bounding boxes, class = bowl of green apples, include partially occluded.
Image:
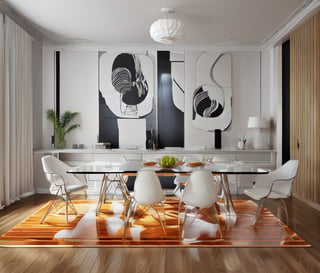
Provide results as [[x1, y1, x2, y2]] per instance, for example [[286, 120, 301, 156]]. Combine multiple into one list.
[[159, 155, 177, 168]]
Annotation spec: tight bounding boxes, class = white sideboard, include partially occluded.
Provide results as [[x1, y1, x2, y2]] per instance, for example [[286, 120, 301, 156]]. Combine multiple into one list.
[[33, 148, 276, 194]]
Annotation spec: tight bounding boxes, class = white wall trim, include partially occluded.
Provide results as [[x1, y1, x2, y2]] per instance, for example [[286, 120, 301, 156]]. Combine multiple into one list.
[[42, 43, 263, 53], [263, 0, 320, 49]]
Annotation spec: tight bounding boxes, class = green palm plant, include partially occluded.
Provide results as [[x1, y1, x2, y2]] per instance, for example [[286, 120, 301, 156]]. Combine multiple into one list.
[[47, 109, 80, 149]]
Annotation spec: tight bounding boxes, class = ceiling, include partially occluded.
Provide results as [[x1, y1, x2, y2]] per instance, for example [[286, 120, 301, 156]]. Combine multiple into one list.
[[2, 0, 315, 47]]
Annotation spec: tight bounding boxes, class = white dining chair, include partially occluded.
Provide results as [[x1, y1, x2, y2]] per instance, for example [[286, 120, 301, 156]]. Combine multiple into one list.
[[41, 155, 88, 223], [173, 155, 202, 195], [179, 169, 222, 241], [123, 170, 166, 236], [244, 160, 299, 225]]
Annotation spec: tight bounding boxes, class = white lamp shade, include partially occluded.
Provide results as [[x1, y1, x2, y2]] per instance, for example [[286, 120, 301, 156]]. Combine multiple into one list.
[[150, 18, 184, 44], [247, 116, 268, 129]]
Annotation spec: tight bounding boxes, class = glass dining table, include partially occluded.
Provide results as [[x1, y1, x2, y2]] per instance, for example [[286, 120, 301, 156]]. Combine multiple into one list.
[[67, 159, 269, 217]]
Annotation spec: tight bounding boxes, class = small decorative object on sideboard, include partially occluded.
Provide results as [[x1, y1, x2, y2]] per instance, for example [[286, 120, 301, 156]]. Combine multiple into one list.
[[47, 109, 80, 149], [237, 137, 246, 150]]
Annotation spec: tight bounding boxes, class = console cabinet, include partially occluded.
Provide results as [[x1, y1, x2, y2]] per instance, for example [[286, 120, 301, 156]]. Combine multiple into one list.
[[34, 148, 276, 194]]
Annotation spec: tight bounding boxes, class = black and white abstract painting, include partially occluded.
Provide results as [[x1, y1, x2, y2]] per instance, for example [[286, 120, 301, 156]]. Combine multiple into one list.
[[193, 52, 232, 131], [99, 52, 154, 118]]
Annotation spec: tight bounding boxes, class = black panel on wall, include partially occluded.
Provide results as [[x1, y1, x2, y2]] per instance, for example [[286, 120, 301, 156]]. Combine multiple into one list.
[[157, 51, 184, 148], [99, 91, 119, 147], [55, 51, 60, 117], [282, 40, 290, 164]]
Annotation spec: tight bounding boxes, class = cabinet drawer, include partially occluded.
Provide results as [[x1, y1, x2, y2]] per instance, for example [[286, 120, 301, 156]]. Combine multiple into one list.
[[235, 153, 272, 163]]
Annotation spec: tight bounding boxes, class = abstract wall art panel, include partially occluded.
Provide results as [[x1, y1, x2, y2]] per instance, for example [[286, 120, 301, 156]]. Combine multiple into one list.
[[99, 52, 154, 118], [98, 51, 156, 147], [193, 52, 232, 131]]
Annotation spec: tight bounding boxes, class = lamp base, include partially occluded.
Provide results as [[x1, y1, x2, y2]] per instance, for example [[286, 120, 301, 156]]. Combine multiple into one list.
[[252, 130, 267, 149]]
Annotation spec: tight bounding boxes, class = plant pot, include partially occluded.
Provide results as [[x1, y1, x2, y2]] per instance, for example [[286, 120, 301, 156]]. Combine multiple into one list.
[[55, 127, 67, 149]]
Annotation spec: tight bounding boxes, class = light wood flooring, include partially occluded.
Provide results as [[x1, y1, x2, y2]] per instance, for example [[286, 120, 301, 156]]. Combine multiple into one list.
[[0, 194, 319, 273]]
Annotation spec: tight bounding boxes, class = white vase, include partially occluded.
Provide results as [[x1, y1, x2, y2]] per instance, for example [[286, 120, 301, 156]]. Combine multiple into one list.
[[237, 140, 245, 150]]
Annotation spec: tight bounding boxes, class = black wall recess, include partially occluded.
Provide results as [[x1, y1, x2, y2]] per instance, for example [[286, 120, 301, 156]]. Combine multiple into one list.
[[282, 40, 290, 164], [98, 91, 119, 147], [55, 51, 60, 118], [157, 51, 184, 148], [214, 129, 222, 149]]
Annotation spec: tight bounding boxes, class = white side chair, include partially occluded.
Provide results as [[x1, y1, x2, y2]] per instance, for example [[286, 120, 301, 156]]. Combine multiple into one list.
[[244, 160, 299, 225], [124, 170, 166, 236], [179, 169, 222, 240], [41, 155, 88, 223], [173, 155, 202, 195]]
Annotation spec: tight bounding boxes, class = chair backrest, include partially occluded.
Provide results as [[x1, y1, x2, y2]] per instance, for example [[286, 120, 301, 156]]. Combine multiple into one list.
[[41, 155, 86, 193], [182, 155, 201, 163], [255, 160, 299, 197], [182, 169, 218, 208], [134, 170, 164, 206], [212, 155, 230, 163]]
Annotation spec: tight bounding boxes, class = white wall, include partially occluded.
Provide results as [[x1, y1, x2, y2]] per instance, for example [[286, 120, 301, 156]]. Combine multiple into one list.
[[42, 46, 55, 149], [60, 51, 98, 148], [41, 47, 272, 150]]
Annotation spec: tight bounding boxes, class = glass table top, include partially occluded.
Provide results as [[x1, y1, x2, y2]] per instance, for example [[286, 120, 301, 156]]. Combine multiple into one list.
[[67, 160, 269, 175]]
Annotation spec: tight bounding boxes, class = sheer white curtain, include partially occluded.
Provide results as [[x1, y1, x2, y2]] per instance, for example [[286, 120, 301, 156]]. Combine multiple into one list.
[[0, 15, 34, 209]]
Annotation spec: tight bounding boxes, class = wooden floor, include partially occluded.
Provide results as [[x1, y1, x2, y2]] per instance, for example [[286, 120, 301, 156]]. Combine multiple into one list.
[[0, 194, 319, 273]]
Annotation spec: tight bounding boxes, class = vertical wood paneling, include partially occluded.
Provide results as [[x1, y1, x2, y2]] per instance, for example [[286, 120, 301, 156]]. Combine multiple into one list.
[[290, 11, 320, 204]]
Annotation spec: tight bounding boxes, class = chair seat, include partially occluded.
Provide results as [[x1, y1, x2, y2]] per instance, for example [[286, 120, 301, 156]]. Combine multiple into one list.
[[244, 188, 286, 200], [66, 184, 88, 193]]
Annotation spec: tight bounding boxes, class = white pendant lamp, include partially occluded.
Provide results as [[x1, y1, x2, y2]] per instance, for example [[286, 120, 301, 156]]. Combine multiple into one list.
[[150, 8, 184, 44]]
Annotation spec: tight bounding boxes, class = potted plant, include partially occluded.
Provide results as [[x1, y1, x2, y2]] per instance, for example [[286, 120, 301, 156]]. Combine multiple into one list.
[[47, 109, 80, 149]]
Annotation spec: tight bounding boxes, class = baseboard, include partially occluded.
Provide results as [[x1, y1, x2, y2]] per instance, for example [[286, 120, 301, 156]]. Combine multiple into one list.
[[293, 193, 320, 212]]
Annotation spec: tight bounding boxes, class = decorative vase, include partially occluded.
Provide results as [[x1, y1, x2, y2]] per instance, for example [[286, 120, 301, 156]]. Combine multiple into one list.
[[237, 139, 246, 150], [55, 127, 67, 149]]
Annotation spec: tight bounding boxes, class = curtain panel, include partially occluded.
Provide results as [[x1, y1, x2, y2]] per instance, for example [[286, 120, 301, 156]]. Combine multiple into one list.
[[0, 14, 34, 209]]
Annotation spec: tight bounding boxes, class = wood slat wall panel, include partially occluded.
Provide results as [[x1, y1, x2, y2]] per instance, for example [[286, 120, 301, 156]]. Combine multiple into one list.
[[290, 11, 320, 204]]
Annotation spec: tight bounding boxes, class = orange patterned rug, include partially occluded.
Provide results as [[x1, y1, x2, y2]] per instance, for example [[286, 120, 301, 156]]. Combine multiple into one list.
[[0, 199, 310, 247]]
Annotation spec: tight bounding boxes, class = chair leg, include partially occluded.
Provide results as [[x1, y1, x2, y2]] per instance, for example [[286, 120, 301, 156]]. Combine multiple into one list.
[[148, 205, 166, 235], [40, 200, 56, 224], [254, 198, 267, 225], [160, 201, 167, 232], [181, 206, 188, 240], [122, 197, 134, 239], [211, 204, 223, 239], [178, 199, 183, 237], [181, 205, 198, 240], [41, 186, 64, 224], [278, 198, 289, 226], [172, 185, 180, 194]]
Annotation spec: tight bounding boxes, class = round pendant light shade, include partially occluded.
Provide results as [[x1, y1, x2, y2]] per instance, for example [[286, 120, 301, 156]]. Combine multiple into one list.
[[150, 8, 184, 44]]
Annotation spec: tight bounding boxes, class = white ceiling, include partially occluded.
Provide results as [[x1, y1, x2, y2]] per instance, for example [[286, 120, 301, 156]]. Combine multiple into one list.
[[2, 0, 315, 47]]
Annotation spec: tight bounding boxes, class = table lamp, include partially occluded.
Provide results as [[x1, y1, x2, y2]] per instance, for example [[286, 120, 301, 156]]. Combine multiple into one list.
[[247, 116, 268, 149]]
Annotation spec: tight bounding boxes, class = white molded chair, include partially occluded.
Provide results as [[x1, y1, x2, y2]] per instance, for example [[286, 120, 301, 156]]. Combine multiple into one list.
[[173, 155, 202, 195], [41, 155, 88, 223], [179, 169, 222, 240], [124, 170, 166, 235], [244, 160, 299, 225]]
